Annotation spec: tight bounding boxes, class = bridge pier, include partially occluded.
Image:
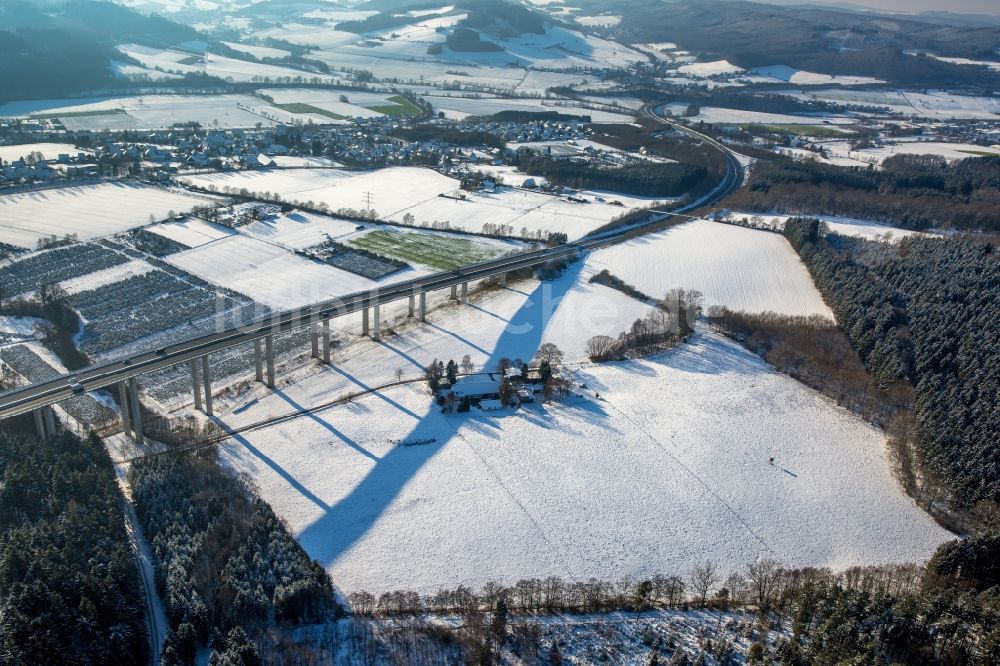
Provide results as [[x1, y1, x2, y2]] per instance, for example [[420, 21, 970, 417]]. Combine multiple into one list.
[[254, 339, 264, 383], [190, 359, 203, 411], [128, 377, 144, 447], [33, 408, 46, 439], [362, 307, 370, 336], [419, 292, 427, 322], [373, 302, 381, 341], [265, 335, 276, 388], [117, 380, 132, 438], [311, 322, 319, 358], [43, 406, 56, 437], [201, 356, 213, 417], [500, 272, 507, 287], [461, 282, 469, 304], [321, 319, 331, 364], [450, 284, 458, 300], [408, 294, 415, 318]]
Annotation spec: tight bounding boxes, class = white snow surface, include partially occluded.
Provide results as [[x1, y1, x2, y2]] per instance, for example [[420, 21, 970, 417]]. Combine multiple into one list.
[[0, 315, 43, 343], [424, 95, 633, 123], [829, 140, 1000, 164], [661, 104, 853, 128], [220, 317, 949, 594], [786, 88, 1000, 120], [147, 217, 237, 248], [58, 259, 157, 295], [179, 167, 640, 240], [164, 234, 417, 309], [676, 60, 743, 77], [0, 183, 211, 248], [723, 212, 934, 242], [751, 65, 883, 86], [0, 143, 90, 163], [585, 220, 834, 318]]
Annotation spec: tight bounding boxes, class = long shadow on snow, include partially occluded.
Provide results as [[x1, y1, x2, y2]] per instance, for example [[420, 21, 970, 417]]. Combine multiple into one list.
[[295, 261, 600, 567]]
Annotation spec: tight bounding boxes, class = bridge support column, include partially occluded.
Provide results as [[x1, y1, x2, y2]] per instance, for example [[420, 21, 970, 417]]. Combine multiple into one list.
[[373, 302, 381, 341], [117, 380, 132, 438], [265, 335, 276, 389], [461, 282, 469, 304], [419, 292, 427, 322], [450, 284, 458, 300], [311, 322, 320, 359], [254, 339, 264, 383], [201, 356, 213, 417], [43, 406, 57, 437], [408, 294, 415, 318], [190, 359, 203, 411], [128, 377, 144, 447], [500, 272, 507, 287], [321, 319, 331, 364], [33, 409, 47, 439], [362, 308, 370, 336]]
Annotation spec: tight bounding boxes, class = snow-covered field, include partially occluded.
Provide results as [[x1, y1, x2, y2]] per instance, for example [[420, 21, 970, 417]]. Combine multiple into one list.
[[147, 217, 236, 248], [676, 60, 743, 77], [660, 104, 854, 128], [217, 272, 948, 593], [0, 183, 211, 248], [750, 65, 883, 86], [180, 167, 639, 240], [251, 10, 641, 95], [164, 234, 416, 309], [259, 88, 411, 120], [58, 259, 156, 295], [919, 53, 1000, 72], [117, 44, 341, 85], [425, 95, 633, 123], [722, 212, 932, 242], [0, 143, 90, 163], [0, 94, 286, 130], [826, 139, 1000, 164], [585, 220, 834, 318], [787, 89, 1000, 120]]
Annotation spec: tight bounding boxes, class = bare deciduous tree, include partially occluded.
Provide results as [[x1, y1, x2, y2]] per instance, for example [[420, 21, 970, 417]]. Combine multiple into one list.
[[460, 354, 475, 374], [746, 558, 783, 611], [689, 560, 719, 608]]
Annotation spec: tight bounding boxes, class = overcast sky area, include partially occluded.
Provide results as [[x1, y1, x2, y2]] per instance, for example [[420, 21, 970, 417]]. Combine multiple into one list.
[[791, 0, 1000, 16]]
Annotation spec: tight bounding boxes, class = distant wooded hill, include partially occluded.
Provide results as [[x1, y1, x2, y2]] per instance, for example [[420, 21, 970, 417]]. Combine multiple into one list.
[[0, 0, 230, 104], [580, 0, 1000, 88]]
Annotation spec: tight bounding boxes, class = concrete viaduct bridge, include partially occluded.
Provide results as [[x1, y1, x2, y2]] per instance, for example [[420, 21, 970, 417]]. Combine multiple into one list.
[[5, 230, 638, 443], [3, 107, 744, 442]]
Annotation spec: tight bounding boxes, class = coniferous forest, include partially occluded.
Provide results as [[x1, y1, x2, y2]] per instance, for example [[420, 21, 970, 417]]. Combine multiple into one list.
[[128, 450, 339, 664], [0, 430, 148, 664], [726, 156, 1000, 233], [784, 218, 1000, 520]]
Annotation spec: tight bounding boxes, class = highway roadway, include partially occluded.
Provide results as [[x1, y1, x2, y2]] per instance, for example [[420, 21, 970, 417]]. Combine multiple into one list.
[[0, 108, 745, 422]]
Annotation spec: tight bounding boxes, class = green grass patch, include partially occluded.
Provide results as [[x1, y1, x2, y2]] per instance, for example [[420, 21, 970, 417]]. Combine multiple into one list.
[[31, 108, 127, 119], [365, 95, 422, 117], [273, 102, 347, 120], [349, 230, 503, 270], [742, 123, 854, 137]]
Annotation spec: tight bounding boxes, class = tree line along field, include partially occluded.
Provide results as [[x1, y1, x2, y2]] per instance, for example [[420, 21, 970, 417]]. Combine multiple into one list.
[[726, 154, 1000, 233], [0, 182, 211, 249]]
